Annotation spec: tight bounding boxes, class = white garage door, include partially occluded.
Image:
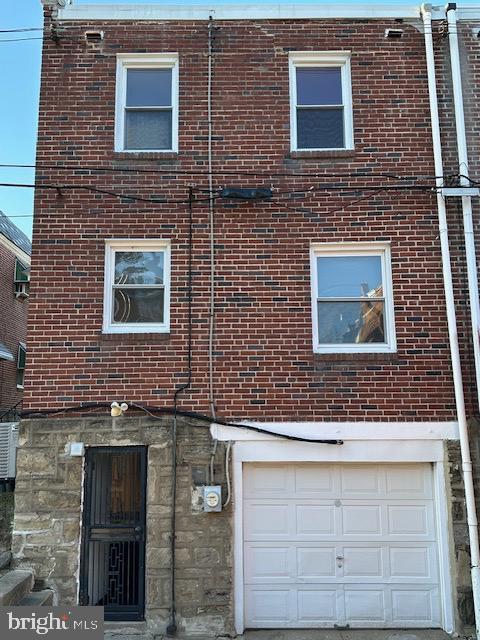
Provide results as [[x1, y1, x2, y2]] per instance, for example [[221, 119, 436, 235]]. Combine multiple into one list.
[[243, 463, 442, 628]]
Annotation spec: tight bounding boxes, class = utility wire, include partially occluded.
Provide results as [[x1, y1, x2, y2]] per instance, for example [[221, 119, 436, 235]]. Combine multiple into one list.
[[0, 28, 43, 33], [0, 37, 43, 43], [0, 162, 450, 183], [0, 182, 212, 206]]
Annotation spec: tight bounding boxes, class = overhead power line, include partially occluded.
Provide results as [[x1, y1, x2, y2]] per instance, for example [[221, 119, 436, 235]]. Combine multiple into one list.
[[0, 37, 43, 43], [0, 28, 43, 33], [0, 162, 445, 183]]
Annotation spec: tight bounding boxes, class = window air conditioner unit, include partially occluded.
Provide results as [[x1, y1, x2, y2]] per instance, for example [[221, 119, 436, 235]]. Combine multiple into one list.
[[14, 282, 29, 300], [0, 423, 18, 480]]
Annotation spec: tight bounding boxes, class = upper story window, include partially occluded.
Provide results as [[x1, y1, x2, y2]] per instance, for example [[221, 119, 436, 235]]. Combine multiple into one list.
[[17, 343, 26, 389], [14, 258, 30, 300], [310, 243, 396, 354], [289, 52, 353, 151], [103, 239, 171, 334], [115, 54, 179, 152]]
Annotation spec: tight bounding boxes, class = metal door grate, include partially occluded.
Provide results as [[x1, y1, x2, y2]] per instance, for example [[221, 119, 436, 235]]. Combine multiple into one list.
[[80, 447, 147, 621]]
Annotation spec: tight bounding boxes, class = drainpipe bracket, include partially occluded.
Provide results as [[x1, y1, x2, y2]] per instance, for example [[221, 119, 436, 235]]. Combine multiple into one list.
[[440, 187, 480, 197]]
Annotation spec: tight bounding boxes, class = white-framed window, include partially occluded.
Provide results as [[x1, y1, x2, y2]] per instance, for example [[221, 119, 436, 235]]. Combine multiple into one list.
[[115, 53, 179, 152], [289, 51, 353, 151], [310, 242, 396, 353], [103, 239, 171, 334], [17, 343, 26, 389], [14, 258, 30, 300]]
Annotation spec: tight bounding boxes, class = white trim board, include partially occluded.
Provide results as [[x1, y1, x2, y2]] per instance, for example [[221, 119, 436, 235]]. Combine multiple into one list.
[[0, 235, 30, 265], [231, 440, 455, 634], [211, 420, 460, 442], [59, 4, 422, 21]]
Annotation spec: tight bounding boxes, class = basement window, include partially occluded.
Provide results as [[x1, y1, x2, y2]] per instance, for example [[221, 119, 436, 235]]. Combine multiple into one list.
[[289, 51, 353, 151], [115, 53, 179, 152], [103, 239, 171, 334], [310, 243, 396, 353], [17, 343, 26, 389]]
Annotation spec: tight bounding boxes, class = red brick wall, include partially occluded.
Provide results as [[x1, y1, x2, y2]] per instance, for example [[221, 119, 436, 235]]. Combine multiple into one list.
[[26, 12, 461, 421], [0, 242, 28, 414]]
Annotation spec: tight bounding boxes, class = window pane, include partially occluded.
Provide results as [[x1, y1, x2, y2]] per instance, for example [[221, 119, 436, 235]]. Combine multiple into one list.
[[113, 288, 165, 324], [296, 67, 342, 106], [15, 259, 29, 283], [318, 300, 385, 344], [125, 110, 172, 150], [317, 256, 383, 298], [17, 345, 26, 369], [114, 251, 164, 285], [297, 108, 344, 149], [126, 68, 172, 107]]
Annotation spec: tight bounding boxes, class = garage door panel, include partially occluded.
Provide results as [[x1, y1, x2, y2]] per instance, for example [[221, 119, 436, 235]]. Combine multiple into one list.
[[296, 547, 336, 578], [387, 504, 434, 537], [340, 465, 382, 497], [342, 547, 384, 578], [296, 504, 336, 536], [243, 463, 442, 629], [344, 588, 386, 621], [342, 504, 382, 535], [244, 503, 291, 538], [244, 465, 291, 498], [294, 465, 336, 496], [391, 588, 440, 624], [245, 546, 291, 580], [389, 546, 436, 580], [297, 588, 340, 621], [385, 465, 431, 498], [245, 588, 291, 625]]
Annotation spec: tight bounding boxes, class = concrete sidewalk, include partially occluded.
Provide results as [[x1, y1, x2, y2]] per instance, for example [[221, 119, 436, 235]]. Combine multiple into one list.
[[239, 631, 462, 640], [146, 630, 469, 640]]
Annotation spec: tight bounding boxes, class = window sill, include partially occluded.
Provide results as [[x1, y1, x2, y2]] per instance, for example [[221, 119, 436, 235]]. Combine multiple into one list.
[[16, 385, 24, 390], [113, 151, 179, 161], [99, 332, 171, 344], [290, 149, 356, 160], [314, 352, 400, 363]]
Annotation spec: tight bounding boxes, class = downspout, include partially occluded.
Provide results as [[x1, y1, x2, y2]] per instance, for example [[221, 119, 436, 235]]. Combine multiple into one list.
[[207, 15, 216, 421], [422, 5, 480, 637], [446, 3, 480, 412]]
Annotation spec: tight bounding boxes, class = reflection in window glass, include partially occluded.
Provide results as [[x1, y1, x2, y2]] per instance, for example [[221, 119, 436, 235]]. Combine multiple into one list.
[[317, 255, 382, 298]]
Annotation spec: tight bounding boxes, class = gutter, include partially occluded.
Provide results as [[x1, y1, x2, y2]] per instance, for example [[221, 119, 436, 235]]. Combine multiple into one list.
[[445, 3, 480, 414], [421, 4, 480, 637]]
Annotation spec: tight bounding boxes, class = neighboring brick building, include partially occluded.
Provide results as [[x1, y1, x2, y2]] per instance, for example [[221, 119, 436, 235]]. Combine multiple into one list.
[[0, 211, 30, 420], [12, 1, 480, 637]]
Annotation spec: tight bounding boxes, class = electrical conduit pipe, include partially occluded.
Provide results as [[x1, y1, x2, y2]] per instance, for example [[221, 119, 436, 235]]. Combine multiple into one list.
[[421, 5, 480, 637]]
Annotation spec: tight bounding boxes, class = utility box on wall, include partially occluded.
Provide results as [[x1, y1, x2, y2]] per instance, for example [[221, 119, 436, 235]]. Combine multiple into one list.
[[203, 485, 222, 512]]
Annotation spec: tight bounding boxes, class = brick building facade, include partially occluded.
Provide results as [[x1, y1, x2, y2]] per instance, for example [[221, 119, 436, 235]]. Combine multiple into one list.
[[12, 1, 480, 637], [0, 211, 30, 420]]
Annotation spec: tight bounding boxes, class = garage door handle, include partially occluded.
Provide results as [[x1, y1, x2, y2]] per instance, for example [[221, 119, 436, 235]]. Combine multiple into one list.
[[336, 555, 344, 560]]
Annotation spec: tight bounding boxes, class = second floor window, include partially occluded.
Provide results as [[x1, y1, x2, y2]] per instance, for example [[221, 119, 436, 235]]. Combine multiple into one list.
[[115, 54, 179, 152], [17, 343, 26, 389], [310, 243, 396, 353], [289, 51, 353, 151], [103, 239, 171, 334]]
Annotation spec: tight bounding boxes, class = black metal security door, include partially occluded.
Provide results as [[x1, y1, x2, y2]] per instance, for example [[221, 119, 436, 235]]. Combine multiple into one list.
[[79, 447, 147, 621]]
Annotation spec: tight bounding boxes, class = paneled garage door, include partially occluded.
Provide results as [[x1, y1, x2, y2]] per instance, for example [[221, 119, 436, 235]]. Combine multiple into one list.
[[243, 463, 442, 628]]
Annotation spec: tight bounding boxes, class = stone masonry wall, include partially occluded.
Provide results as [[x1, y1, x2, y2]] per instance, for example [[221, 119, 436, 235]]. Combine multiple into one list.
[[12, 416, 233, 638]]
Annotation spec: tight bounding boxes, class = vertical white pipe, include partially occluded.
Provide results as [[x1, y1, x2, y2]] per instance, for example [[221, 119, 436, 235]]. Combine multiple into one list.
[[446, 5, 480, 413], [207, 16, 216, 420], [422, 5, 480, 637]]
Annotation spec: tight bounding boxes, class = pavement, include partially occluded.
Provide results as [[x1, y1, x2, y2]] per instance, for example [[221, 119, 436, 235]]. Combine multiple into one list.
[[107, 628, 470, 640], [141, 630, 469, 640], [238, 631, 459, 640]]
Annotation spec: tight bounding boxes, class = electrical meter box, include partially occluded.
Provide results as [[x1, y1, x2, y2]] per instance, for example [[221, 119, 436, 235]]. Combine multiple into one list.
[[203, 485, 222, 512]]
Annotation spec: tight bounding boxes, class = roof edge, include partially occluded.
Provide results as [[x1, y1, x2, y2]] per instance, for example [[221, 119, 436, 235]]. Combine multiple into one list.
[[58, 3, 423, 21]]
